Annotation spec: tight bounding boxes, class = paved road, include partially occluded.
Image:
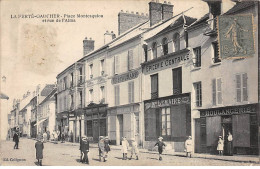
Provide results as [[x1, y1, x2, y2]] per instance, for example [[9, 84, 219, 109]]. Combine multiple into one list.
[[0, 138, 256, 166]]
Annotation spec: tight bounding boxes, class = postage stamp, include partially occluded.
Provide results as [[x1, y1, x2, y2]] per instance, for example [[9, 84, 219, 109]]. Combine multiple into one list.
[[217, 14, 255, 59]]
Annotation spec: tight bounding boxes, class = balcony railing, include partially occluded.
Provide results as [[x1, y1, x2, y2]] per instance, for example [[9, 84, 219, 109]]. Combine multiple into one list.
[[212, 57, 221, 63], [151, 92, 158, 99]]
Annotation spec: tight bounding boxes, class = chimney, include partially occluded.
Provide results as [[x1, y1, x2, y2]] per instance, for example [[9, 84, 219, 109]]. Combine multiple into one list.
[[149, 1, 162, 27], [118, 10, 149, 35], [104, 30, 116, 44], [83, 37, 95, 56], [162, 1, 173, 21]]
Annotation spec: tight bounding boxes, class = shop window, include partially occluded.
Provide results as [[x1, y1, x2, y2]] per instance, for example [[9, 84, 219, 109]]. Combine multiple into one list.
[[173, 33, 180, 52], [128, 49, 134, 71], [161, 107, 171, 136], [236, 73, 248, 102], [152, 42, 157, 59], [194, 82, 202, 107], [212, 78, 222, 105], [212, 42, 221, 63], [115, 85, 120, 106], [128, 81, 134, 104], [162, 38, 168, 56], [193, 46, 201, 67], [172, 67, 182, 95], [151, 74, 158, 99]]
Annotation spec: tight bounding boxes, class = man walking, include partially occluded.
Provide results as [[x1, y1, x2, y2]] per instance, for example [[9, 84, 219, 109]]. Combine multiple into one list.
[[13, 131, 19, 149], [35, 135, 44, 166], [80, 136, 89, 164], [154, 137, 166, 161]]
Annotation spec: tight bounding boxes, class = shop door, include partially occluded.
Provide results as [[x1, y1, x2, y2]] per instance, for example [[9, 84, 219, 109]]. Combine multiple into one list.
[[99, 119, 107, 137], [195, 119, 201, 153], [206, 116, 221, 154], [222, 116, 232, 155], [93, 120, 99, 142]]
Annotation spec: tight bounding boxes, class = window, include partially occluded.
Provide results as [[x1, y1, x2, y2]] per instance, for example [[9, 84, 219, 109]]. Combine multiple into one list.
[[114, 85, 120, 106], [128, 81, 134, 103], [236, 73, 248, 102], [212, 78, 222, 105], [70, 94, 74, 110], [70, 73, 74, 87], [193, 47, 201, 67], [114, 55, 120, 75], [143, 45, 148, 62], [79, 91, 83, 108], [212, 42, 221, 63], [128, 49, 134, 70], [100, 86, 105, 102], [185, 31, 188, 47], [161, 107, 171, 136], [173, 33, 180, 52], [100, 59, 105, 75], [162, 38, 168, 55], [89, 64, 93, 79], [79, 67, 83, 83], [64, 96, 67, 110], [151, 74, 158, 99], [172, 67, 182, 95], [194, 82, 202, 107], [152, 42, 157, 59], [89, 89, 93, 103], [63, 76, 67, 89]]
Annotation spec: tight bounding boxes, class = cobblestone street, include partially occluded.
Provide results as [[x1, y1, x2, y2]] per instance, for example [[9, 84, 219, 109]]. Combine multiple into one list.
[[0, 138, 258, 166]]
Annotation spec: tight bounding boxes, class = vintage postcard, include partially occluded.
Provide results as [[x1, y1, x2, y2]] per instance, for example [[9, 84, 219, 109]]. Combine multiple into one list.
[[0, 0, 259, 166]]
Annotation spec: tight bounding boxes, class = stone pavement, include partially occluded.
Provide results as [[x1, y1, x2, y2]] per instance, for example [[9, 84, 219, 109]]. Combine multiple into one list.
[[58, 140, 259, 164]]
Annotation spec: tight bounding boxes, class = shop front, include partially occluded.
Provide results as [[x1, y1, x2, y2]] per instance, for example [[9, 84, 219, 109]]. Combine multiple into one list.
[[197, 104, 258, 155], [107, 103, 140, 145], [84, 103, 107, 143], [144, 93, 191, 152], [56, 111, 69, 141]]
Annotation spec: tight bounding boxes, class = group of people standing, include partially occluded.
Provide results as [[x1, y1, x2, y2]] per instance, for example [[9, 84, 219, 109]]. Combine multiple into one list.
[[217, 131, 233, 156]]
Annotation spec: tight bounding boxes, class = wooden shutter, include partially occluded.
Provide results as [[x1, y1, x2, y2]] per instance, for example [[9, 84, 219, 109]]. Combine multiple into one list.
[[131, 81, 134, 103], [172, 67, 182, 95], [242, 73, 248, 101], [206, 116, 221, 146], [128, 82, 132, 103], [217, 78, 222, 104], [233, 114, 250, 147], [236, 74, 241, 102], [212, 79, 216, 105], [151, 74, 158, 98], [128, 49, 133, 70], [115, 86, 120, 106]]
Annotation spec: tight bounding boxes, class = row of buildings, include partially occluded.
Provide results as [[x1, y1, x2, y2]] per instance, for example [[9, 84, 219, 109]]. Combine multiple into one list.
[[8, 0, 259, 155]]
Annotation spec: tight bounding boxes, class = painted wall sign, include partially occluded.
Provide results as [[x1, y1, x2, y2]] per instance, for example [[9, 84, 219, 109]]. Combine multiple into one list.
[[144, 93, 190, 110], [144, 51, 190, 74], [111, 70, 139, 84], [200, 104, 256, 117]]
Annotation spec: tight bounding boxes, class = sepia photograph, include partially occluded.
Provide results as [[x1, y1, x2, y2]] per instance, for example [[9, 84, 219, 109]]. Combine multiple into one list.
[[0, 0, 259, 166]]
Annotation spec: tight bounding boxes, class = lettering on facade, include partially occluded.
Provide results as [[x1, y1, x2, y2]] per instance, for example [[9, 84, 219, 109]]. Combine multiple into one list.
[[111, 70, 139, 84], [200, 105, 256, 117], [144, 53, 190, 74], [144, 94, 190, 110]]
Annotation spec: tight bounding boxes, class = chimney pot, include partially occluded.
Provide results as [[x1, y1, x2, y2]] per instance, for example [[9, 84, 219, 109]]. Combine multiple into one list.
[[85, 37, 88, 39], [83, 37, 95, 56], [121, 10, 124, 12], [136, 12, 139, 15]]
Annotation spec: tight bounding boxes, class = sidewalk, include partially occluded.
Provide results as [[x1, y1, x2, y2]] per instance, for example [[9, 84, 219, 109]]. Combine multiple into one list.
[[53, 140, 260, 164]]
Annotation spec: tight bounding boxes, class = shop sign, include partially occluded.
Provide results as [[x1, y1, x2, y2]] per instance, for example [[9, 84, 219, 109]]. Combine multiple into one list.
[[111, 70, 139, 84], [143, 51, 190, 74], [144, 93, 190, 110], [200, 104, 256, 117]]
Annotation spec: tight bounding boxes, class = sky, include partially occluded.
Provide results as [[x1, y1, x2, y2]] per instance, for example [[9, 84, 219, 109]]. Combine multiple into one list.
[[0, 0, 209, 139]]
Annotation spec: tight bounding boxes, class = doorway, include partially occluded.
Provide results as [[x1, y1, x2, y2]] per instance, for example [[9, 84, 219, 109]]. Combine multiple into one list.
[[221, 116, 232, 155], [93, 120, 99, 142], [117, 115, 123, 145]]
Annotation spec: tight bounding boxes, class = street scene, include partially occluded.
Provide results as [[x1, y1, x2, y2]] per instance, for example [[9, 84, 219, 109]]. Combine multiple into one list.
[[0, 138, 258, 166], [1, 0, 259, 166]]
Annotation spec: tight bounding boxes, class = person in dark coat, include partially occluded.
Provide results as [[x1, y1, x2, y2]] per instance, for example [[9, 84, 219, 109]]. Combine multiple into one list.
[[13, 132, 19, 149], [35, 138, 44, 166], [227, 131, 233, 156], [104, 136, 110, 161], [154, 137, 166, 161], [80, 136, 89, 164]]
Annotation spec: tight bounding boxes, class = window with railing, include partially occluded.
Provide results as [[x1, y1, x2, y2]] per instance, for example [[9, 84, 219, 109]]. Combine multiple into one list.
[[212, 42, 221, 63]]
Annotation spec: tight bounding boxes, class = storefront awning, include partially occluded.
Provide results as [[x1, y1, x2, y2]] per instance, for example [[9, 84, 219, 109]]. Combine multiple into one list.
[[34, 118, 48, 126]]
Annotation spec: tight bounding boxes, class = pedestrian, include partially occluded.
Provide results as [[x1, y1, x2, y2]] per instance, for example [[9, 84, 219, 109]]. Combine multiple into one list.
[[35, 135, 44, 166], [80, 136, 89, 164], [70, 131, 73, 142], [43, 132, 47, 143], [227, 131, 233, 156], [104, 136, 110, 161], [217, 136, 224, 156], [154, 137, 166, 161], [46, 131, 50, 141], [121, 137, 129, 160], [13, 131, 19, 149], [185, 136, 193, 158], [129, 138, 139, 160], [98, 136, 106, 162], [61, 131, 65, 143]]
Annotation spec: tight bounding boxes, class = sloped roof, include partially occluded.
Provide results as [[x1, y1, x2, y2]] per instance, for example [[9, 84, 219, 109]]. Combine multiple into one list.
[[224, 1, 256, 15], [41, 84, 55, 96], [39, 88, 57, 105]]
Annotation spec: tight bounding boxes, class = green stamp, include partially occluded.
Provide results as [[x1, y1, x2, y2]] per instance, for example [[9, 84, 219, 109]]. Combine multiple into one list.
[[217, 14, 255, 59]]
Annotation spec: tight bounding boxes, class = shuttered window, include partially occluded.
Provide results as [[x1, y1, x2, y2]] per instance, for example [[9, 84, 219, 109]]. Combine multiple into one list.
[[212, 79, 216, 105], [236, 73, 248, 102], [151, 74, 158, 99], [194, 82, 202, 107], [193, 47, 201, 67], [172, 67, 182, 95], [128, 49, 134, 70], [115, 85, 120, 106], [128, 81, 134, 103]]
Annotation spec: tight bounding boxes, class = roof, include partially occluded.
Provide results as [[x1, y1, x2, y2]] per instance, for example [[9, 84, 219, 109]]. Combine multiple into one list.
[[187, 13, 209, 30], [0, 92, 9, 100], [39, 88, 57, 105], [41, 84, 55, 96], [224, 1, 256, 15]]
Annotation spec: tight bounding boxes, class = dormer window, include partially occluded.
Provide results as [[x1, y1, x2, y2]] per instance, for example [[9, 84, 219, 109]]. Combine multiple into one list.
[[152, 42, 157, 59], [173, 33, 180, 52], [162, 38, 168, 56]]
